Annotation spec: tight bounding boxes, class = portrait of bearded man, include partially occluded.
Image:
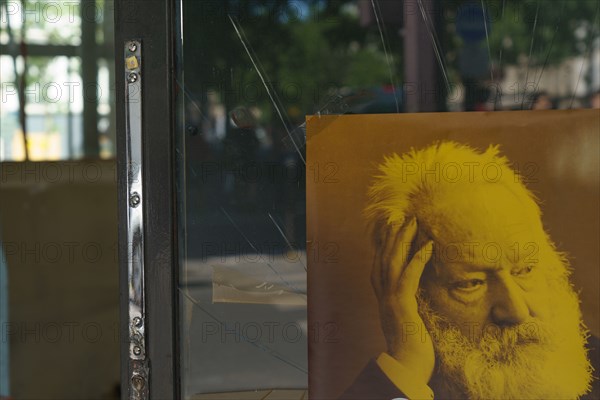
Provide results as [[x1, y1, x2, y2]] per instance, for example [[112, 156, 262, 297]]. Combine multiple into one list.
[[341, 141, 599, 400]]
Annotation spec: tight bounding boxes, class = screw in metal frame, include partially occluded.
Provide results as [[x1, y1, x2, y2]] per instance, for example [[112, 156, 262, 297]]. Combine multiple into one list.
[[129, 192, 141, 208], [132, 375, 145, 390]]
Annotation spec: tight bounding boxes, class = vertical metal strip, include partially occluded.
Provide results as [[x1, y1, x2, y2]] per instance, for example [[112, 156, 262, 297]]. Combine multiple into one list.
[[124, 39, 149, 400]]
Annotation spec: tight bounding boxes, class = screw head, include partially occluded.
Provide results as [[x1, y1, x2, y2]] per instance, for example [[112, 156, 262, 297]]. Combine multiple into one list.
[[132, 375, 145, 390], [128, 42, 138, 52], [186, 124, 198, 136], [129, 192, 141, 208], [128, 72, 139, 84], [133, 346, 142, 356]]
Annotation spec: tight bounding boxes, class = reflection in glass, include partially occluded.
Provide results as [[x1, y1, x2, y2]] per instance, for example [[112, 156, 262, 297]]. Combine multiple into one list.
[[175, 1, 599, 398]]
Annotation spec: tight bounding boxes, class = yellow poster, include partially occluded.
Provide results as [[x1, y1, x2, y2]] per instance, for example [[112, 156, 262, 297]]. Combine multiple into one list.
[[306, 110, 599, 399]]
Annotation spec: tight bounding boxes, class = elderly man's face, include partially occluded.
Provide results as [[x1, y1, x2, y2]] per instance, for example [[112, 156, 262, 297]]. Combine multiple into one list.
[[416, 184, 591, 399], [421, 184, 552, 338]]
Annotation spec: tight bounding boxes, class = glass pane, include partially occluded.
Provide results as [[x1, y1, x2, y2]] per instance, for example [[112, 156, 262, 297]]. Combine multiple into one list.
[[0, 5, 8, 45], [175, 0, 599, 398], [0, 1, 116, 161], [0, 0, 81, 46], [97, 58, 116, 159], [95, 0, 113, 46], [1, 55, 84, 161], [0, 55, 18, 160]]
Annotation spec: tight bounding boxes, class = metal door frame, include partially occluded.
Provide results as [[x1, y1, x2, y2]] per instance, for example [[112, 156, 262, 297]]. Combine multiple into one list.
[[115, 1, 180, 398]]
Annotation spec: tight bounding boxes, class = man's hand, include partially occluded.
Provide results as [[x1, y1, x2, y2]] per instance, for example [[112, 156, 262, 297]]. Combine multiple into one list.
[[371, 217, 435, 387]]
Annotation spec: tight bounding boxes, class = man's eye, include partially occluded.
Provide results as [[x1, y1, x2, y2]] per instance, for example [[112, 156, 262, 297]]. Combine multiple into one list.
[[454, 279, 486, 291], [512, 265, 535, 276]]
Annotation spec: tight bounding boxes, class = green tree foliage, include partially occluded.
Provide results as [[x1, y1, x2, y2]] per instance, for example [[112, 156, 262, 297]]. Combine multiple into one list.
[[183, 0, 397, 123], [182, 0, 599, 121], [445, 0, 600, 66]]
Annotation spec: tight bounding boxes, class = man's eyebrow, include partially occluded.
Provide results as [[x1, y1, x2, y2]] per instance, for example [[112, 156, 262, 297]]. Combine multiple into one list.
[[455, 262, 503, 273]]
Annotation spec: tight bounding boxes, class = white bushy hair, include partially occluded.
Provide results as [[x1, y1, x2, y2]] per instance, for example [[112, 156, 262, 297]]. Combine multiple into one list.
[[364, 141, 541, 245]]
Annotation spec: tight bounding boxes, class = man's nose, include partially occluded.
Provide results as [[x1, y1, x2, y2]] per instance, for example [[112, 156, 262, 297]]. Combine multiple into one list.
[[490, 273, 530, 326]]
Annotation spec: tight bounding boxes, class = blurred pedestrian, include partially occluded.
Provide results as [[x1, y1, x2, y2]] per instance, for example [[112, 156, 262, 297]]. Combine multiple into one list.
[[590, 90, 600, 109], [531, 91, 554, 110]]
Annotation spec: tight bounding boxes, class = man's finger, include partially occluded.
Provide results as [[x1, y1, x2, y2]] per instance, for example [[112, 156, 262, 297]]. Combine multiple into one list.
[[380, 225, 397, 289], [382, 223, 401, 264], [400, 241, 434, 293], [371, 251, 383, 296], [389, 217, 418, 285], [371, 223, 389, 295]]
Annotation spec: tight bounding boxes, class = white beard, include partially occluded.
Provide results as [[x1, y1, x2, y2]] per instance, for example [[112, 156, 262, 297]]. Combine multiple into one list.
[[418, 277, 593, 400]]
